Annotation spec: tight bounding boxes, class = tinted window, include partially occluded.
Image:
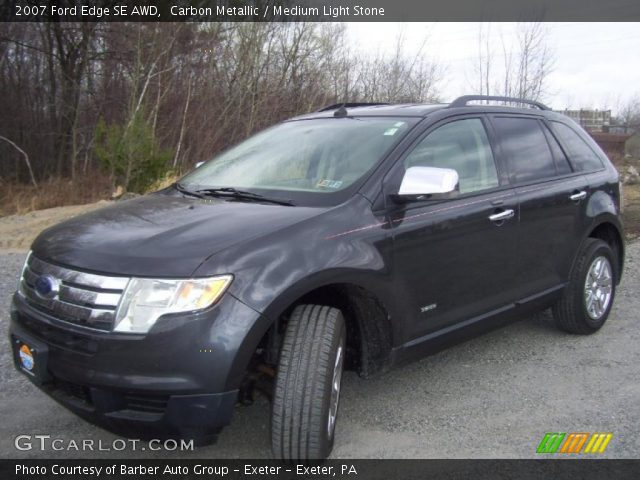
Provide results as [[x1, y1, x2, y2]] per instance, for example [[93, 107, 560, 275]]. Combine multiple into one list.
[[404, 118, 499, 194], [493, 117, 556, 183], [551, 121, 604, 172], [541, 123, 572, 175]]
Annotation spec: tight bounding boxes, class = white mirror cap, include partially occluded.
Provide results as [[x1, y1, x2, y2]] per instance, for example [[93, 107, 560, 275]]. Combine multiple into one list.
[[195, 161, 205, 168], [398, 166, 459, 196]]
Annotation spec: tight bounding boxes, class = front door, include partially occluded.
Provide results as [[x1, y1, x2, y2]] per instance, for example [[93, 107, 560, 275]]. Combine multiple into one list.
[[385, 117, 519, 340]]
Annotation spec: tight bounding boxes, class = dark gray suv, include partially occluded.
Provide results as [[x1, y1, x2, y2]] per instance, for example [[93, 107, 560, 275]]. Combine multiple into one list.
[[10, 95, 624, 459]]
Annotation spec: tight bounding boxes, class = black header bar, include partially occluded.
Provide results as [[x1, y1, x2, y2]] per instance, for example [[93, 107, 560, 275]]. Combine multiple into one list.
[[2, 0, 640, 22]]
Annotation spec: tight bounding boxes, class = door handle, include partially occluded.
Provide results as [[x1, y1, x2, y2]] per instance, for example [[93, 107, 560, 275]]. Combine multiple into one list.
[[488, 209, 515, 223], [569, 190, 587, 202]]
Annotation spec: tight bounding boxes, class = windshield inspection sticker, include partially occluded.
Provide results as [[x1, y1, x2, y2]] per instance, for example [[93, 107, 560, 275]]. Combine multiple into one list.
[[317, 179, 343, 189], [383, 127, 399, 136]]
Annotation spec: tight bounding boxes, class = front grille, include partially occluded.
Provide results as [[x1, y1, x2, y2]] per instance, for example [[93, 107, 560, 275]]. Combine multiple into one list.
[[18, 253, 129, 332], [17, 312, 99, 354]]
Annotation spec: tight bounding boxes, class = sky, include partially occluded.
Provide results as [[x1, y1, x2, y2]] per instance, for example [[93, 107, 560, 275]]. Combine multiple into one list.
[[346, 22, 640, 114]]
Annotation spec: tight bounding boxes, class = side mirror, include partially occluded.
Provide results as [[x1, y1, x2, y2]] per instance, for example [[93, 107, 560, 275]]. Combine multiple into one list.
[[195, 161, 205, 169], [396, 166, 459, 200]]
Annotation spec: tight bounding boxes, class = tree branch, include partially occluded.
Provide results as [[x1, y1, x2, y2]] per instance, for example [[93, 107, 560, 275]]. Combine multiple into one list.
[[0, 135, 38, 187]]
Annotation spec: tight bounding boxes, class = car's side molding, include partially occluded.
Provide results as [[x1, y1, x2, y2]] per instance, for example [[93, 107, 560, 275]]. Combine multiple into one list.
[[394, 283, 566, 366]]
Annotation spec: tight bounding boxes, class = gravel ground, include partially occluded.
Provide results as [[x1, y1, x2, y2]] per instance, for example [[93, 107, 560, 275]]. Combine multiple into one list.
[[1, 244, 639, 459]]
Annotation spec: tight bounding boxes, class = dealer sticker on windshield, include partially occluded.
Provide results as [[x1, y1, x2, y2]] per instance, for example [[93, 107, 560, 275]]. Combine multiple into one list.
[[317, 179, 343, 189]]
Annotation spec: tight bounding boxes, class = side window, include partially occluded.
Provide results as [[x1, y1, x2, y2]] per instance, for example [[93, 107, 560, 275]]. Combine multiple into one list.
[[541, 123, 573, 175], [493, 117, 557, 183], [551, 121, 604, 172], [403, 118, 499, 194]]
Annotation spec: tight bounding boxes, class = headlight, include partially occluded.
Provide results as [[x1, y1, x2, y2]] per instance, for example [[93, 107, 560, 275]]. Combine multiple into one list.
[[114, 275, 232, 333]]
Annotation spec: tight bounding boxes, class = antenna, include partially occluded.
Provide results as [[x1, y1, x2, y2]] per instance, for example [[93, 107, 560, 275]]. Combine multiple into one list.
[[317, 102, 388, 112], [333, 104, 348, 118]]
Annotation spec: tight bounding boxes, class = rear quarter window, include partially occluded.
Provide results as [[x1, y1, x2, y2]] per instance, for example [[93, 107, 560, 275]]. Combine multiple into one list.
[[550, 121, 605, 172], [493, 117, 557, 184]]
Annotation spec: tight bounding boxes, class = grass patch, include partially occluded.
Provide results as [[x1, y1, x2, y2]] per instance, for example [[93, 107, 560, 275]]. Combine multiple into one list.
[[0, 172, 181, 217], [0, 175, 112, 217]]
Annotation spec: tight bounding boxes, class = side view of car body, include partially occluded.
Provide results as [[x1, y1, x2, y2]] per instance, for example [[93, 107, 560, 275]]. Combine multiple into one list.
[[9, 95, 624, 460]]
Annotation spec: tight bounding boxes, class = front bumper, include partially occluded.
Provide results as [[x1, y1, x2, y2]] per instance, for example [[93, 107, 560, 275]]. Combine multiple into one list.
[[9, 291, 267, 442]]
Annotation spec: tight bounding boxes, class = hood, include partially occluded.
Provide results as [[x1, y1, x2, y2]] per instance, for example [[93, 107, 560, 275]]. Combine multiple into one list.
[[31, 193, 324, 277]]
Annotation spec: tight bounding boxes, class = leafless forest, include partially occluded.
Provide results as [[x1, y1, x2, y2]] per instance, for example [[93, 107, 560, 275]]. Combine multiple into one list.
[[0, 22, 637, 214], [0, 23, 441, 194]]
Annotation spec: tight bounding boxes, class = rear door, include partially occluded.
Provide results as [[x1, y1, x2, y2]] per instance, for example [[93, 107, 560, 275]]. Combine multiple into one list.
[[489, 115, 589, 299], [384, 116, 519, 339]]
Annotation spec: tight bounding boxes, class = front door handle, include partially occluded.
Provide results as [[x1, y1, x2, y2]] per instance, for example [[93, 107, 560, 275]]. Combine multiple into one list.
[[569, 190, 587, 202], [488, 209, 515, 223]]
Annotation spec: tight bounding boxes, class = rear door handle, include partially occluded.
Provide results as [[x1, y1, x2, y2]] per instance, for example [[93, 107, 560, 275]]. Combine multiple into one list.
[[569, 190, 587, 202], [488, 209, 515, 223]]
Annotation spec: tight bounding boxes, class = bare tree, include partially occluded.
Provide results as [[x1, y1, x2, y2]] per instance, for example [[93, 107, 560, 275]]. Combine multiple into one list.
[[351, 31, 442, 103], [470, 22, 554, 102], [510, 22, 554, 100], [615, 94, 640, 134], [0, 135, 37, 187], [473, 23, 493, 97], [47, 22, 97, 178], [1, 22, 445, 189]]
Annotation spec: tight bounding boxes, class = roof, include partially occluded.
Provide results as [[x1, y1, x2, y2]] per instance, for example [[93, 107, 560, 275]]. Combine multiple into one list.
[[291, 96, 557, 121], [291, 103, 448, 120]]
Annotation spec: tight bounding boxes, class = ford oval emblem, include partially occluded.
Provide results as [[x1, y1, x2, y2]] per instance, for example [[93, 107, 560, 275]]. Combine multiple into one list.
[[34, 274, 60, 299]]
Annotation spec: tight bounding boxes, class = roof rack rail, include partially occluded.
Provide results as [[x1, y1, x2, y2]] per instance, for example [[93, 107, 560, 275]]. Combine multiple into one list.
[[449, 95, 549, 110], [317, 102, 389, 112]]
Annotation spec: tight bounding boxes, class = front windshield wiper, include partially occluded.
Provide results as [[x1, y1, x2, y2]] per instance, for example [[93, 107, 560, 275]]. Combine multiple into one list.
[[174, 182, 205, 199], [196, 187, 295, 206]]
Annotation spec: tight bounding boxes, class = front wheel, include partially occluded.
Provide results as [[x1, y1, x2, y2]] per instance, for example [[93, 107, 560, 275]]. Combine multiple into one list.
[[552, 238, 618, 334], [271, 305, 346, 460]]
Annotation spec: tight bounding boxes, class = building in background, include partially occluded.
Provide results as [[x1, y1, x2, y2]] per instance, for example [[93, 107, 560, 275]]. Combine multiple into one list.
[[555, 108, 632, 164], [555, 109, 612, 132]]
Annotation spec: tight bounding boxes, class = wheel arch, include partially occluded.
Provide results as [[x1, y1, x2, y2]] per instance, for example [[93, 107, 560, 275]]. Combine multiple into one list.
[[581, 215, 625, 283], [288, 282, 395, 377], [246, 275, 397, 380]]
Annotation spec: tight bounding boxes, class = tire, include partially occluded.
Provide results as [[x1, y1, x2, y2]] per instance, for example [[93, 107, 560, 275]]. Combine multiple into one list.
[[271, 304, 346, 460], [552, 238, 617, 334]]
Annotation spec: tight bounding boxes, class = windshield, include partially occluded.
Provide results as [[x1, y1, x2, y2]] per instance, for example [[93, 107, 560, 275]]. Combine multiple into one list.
[[180, 117, 417, 205]]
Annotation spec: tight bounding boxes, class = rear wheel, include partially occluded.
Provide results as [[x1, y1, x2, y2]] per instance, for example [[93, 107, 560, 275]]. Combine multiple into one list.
[[271, 304, 346, 460], [553, 238, 617, 334]]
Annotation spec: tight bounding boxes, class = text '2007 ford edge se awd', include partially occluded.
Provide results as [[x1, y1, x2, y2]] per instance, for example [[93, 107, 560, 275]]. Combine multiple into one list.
[[9, 96, 624, 459]]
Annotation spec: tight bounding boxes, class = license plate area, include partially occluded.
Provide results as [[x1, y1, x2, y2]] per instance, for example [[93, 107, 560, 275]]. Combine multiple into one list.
[[11, 334, 51, 385]]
